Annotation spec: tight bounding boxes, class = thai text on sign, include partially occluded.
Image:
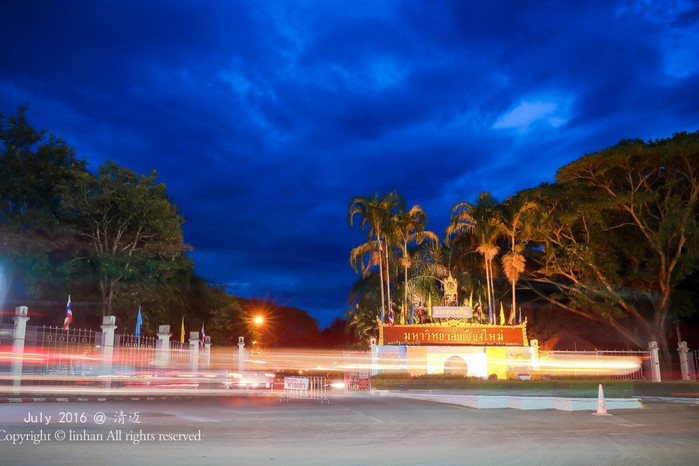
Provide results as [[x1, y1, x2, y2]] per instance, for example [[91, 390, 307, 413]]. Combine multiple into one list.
[[283, 377, 309, 390], [432, 306, 473, 319], [380, 324, 527, 346]]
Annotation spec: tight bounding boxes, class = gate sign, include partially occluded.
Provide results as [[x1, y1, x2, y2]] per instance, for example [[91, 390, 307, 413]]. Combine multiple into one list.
[[432, 306, 472, 319], [284, 377, 309, 390], [380, 324, 527, 346]]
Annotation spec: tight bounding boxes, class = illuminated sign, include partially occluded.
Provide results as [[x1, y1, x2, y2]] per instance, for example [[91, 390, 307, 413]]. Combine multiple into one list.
[[380, 324, 527, 347], [432, 306, 472, 319]]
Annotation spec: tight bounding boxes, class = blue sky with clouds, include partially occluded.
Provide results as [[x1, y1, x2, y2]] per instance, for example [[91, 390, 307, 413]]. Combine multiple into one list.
[[1, 0, 697, 327]]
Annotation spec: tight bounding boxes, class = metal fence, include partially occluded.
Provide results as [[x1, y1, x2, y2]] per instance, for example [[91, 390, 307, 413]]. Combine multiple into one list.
[[3, 325, 205, 376], [539, 350, 651, 380], [114, 334, 158, 373], [24, 325, 101, 376], [0, 323, 13, 346], [280, 376, 329, 404], [169, 340, 192, 369]]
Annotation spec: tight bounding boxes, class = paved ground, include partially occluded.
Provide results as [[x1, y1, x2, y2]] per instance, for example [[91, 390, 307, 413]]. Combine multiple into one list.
[[1, 392, 697, 465]]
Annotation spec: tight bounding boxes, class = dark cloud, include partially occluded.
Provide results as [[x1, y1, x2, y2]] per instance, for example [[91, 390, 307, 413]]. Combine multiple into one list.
[[1, 0, 696, 327]]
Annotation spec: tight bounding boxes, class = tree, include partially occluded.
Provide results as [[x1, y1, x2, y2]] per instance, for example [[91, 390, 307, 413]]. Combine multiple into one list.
[[62, 161, 190, 317], [524, 132, 699, 362], [447, 193, 501, 320], [0, 106, 88, 311], [393, 204, 438, 318], [349, 192, 404, 322], [322, 317, 360, 348], [498, 197, 538, 316]]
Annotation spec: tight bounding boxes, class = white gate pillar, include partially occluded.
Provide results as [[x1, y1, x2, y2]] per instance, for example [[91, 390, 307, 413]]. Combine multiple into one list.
[[530, 339, 540, 372], [189, 331, 199, 372], [204, 336, 211, 369], [100, 316, 117, 377], [238, 336, 246, 372], [370, 338, 378, 376], [157, 325, 171, 367], [648, 341, 662, 382], [678, 341, 690, 381], [11, 306, 30, 394]]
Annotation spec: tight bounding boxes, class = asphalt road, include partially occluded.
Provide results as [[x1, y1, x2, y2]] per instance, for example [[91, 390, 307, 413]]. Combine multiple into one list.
[[1, 393, 697, 465]]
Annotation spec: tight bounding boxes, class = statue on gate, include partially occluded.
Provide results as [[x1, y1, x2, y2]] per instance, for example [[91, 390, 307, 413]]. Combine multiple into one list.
[[443, 274, 458, 306]]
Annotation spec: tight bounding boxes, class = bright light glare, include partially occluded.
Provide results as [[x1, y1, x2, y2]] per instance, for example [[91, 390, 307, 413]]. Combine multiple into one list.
[[253, 316, 264, 325]]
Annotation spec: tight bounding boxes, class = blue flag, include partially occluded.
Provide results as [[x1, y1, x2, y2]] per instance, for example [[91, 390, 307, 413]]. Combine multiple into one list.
[[135, 306, 142, 337], [409, 305, 414, 324]]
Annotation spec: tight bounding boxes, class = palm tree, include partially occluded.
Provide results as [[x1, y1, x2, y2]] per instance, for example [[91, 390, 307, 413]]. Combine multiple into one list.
[[393, 204, 439, 318], [498, 197, 538, 316], [447, 193, 501, 321], [349, 192, 403, 322]]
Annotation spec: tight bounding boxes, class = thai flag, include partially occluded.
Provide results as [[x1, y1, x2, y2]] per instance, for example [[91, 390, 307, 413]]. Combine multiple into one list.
[[200, 322, 206, 345], [388, 308, 394, 327], [63, 296, 72, 330]]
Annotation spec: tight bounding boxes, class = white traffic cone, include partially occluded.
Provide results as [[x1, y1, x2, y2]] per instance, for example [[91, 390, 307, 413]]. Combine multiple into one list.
[[591, 383, 613, 416]]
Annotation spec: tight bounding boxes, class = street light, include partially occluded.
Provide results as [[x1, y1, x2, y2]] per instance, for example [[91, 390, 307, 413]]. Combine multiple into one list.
[[253, 315, 264, 326]]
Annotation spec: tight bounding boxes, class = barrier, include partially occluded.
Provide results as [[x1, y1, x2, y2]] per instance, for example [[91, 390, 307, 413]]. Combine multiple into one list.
[[280, 376, 329, 404]]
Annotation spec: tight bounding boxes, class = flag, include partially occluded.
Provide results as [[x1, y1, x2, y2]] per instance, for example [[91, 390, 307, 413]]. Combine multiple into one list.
[[499, 302, 505, 325], [135, 306, 143, 337], [200, 322, 206, 346], [518, 307, 522, 324], [508, 305, 515, 325], [388, 308, 394, 327], [468, 292, 473, 308], [409, 304, 414, 325], [476, 300, 483, 322], [427, 295, 432, 320], [63, 296, 72, 330], [380, 306, 384, 323], [180, 317, 185, 344]]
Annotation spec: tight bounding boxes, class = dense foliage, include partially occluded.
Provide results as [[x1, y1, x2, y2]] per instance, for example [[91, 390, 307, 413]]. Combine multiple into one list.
[[0, 107, 242, 341], [347, 132, 699, 358]]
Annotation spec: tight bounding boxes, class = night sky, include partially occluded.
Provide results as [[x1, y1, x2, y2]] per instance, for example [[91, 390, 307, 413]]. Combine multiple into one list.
[[1, 1, 697, 327]]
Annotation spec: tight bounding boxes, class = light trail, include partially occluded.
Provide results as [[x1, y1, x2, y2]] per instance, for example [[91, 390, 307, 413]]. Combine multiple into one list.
[[1, 346, 645, 391]]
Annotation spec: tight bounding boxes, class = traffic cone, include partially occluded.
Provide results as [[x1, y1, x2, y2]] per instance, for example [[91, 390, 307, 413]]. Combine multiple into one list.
[[591, 383, 613, 416]]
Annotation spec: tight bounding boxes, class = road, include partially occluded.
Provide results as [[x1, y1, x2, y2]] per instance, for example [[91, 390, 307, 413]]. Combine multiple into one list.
[[1, 392, 697, 465]]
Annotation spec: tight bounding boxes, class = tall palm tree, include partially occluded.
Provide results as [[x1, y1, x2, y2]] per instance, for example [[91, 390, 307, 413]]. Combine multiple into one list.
[[393, 204, 439, 318], [498, 197, 538, 316], [447, 193, 501, 320], [349, 192, 403, 322]]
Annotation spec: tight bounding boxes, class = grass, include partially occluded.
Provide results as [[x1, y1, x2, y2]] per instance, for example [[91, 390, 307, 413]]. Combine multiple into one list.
[[369, 375, 699, 398]]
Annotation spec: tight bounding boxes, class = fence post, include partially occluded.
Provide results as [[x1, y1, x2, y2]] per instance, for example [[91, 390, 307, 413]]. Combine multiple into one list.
[[370, 338, 377, 375], [530, 339, 540, 372], [648, 341, 662, 382], [157, 325, 171, 367], [11, 306, 30, 394], [101, 316, 117, 380], [189, 331, 199, 372], [238, 336, 246, 372], [204, 336, 211, 369], [678, 341, 690, 381]]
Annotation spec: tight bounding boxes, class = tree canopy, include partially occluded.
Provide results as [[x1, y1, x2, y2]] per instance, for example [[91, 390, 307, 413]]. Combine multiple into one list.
[[0, 107, 244, 341], [347, 131, 698, 357], [522, 132, 698, 355]]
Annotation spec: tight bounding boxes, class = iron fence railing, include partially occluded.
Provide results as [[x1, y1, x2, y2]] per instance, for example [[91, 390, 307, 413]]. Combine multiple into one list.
[[114, 334, 158, 373], [24, 325, 100, 376], [539, 350, 651, 380]]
